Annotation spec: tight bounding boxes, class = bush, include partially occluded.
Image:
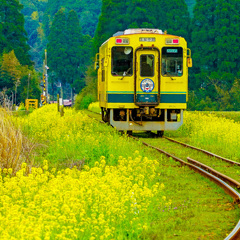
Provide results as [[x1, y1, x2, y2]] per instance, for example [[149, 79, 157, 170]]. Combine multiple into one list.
[[18, 102, 26, 110], [74, 81, 97, 110], [80, 94, 96, 109], [74, 64, 98, 110], [75, 93, 97, 110]]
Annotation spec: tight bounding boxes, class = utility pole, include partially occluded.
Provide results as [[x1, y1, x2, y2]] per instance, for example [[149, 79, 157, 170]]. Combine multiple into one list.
[[45, 49, 48, 103], [42, 49, 49, 105], [27, 73, 30, 100], [15, 78, 20, 106]]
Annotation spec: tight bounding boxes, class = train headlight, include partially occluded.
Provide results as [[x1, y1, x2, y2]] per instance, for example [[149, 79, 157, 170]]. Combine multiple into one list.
[[165, 38, 179, 45], [115, 38, 129, 44], [170, 112, 177, 121]]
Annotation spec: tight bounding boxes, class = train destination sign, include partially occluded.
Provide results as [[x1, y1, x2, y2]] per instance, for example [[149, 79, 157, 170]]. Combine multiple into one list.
[[139, 37, 156, 42], [166, 49, 178, 53]]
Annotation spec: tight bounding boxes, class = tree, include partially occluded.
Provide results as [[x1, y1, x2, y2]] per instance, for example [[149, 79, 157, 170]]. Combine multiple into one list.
[[47, 9, 67, 84], [93, 0, 190, 54], [17, 68, 41, 104], [0, 0, 32, 66], [214, 0, 240, 78], [0, 50, 40, 104], [47, 9, 92, 99], [163, 0, 190, 40], [43, 0, 101, 36], [65, 10, 84, 86], [191, 0, 240, 90], [229, 78, 240, 110], [0, 50, 21, 91]]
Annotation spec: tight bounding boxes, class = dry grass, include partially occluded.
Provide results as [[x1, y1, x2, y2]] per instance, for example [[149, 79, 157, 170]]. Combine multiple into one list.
[[0, 108, 25, 173]]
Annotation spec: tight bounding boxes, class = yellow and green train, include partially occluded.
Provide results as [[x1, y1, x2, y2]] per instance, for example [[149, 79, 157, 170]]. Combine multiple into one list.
[[95, 28, 192, 136]]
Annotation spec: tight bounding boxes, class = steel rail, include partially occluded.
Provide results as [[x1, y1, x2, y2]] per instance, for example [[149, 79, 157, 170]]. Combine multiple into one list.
[[164, 136, 240, 166], [84, 116, 240, 240], [132, 136, 240, 240], [187, 157, 240, 189], [85, 115, 240, 239], [225, 220, 240, 240], [134, 137, 240, 202]]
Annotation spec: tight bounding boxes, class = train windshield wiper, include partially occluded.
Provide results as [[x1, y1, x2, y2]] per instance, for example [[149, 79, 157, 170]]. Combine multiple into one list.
[[120, 68, 131, 80], [165, 72, 174, 80]]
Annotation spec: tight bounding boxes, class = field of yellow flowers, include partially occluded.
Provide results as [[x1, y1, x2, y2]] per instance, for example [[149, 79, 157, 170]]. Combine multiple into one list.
[[0, 105, 239, 239], [178, 111, 240, 161], [0, 105, 168, 240], [0, 156, 165, 240]]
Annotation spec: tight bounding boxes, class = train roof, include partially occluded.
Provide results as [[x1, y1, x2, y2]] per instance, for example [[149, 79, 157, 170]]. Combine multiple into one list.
[[113, 29, 163, 37], [100, 28, 184, 47]]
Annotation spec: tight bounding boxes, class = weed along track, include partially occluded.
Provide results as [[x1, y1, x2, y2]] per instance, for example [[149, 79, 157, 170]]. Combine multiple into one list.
[[134, 134, 240, 240]]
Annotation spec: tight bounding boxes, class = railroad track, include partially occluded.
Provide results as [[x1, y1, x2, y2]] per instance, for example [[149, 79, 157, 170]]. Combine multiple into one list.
[[132, 134, 240, 240], [164, 136, 240, 167], [86, 110, 240, 239]]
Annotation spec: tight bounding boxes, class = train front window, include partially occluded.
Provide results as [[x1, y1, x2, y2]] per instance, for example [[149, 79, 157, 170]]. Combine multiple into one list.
[[162, 47, 183, 77], [112, 47, 133, 76], [140, 54, 154, 77]]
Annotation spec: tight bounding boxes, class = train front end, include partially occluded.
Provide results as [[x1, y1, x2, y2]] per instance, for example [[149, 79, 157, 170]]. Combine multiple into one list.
[[96, 29, 192, 135]]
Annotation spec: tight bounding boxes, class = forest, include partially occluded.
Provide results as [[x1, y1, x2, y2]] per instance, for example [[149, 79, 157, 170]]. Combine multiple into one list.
[[0, 0, 239, 110]]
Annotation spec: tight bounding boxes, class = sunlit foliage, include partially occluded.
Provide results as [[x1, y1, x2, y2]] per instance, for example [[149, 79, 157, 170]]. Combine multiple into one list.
[[180, 111, 240, 160]]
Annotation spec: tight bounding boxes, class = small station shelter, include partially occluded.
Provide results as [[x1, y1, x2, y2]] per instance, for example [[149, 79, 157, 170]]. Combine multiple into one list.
[[25, 99, 38, 111]]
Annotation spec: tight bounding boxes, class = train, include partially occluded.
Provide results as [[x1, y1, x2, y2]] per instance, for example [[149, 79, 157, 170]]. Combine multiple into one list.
[[95, 28, 192, 136]]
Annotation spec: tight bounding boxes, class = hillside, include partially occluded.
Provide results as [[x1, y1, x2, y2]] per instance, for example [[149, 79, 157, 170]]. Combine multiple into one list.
[[19, 0, 102, 70], [20, 0, 196, 70], [185, 0, 196, 17]]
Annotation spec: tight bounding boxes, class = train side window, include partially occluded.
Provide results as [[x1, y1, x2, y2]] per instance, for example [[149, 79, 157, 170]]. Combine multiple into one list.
[[112, 47, 133, 76], [162, 47, 183, 77], [101, 58, 105, 82], [140, 54, 154, 77]]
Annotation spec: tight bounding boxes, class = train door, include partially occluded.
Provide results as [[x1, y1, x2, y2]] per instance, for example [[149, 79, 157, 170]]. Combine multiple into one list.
[[135, 48, 160, 106]]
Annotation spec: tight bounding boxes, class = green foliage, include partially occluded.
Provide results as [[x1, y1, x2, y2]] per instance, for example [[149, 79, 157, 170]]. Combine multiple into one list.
[[75, 94, 97, 110], [47, 9, 67, 84], [18, 102, 26, 110], [190, 0, 240, 89], [65, 10, 84, 86], [0, 51, 41, 105], [14, 0, 240, 111], [0, 1, 40, 105], [43, 0, 101, 37], [74, 63, 97, 109], [185, 0, 196, 17], [93, 0, 190, 54], [188, 78, 240, 111], [187, 0, 240, 110], [47, 9, 93, 100], [0, 0, 32, 66], [19, 0, 48, 70], [19, 0, 101, 70], [74, 81, 97, 110], [0, 50, 21, 91], [17, 69, 41, 104]]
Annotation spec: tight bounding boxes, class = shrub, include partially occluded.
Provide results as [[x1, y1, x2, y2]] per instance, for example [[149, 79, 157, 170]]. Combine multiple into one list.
[[18, 102, 26, 110], [74, 66, 98, 110], [77, 94, 96, 110]]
